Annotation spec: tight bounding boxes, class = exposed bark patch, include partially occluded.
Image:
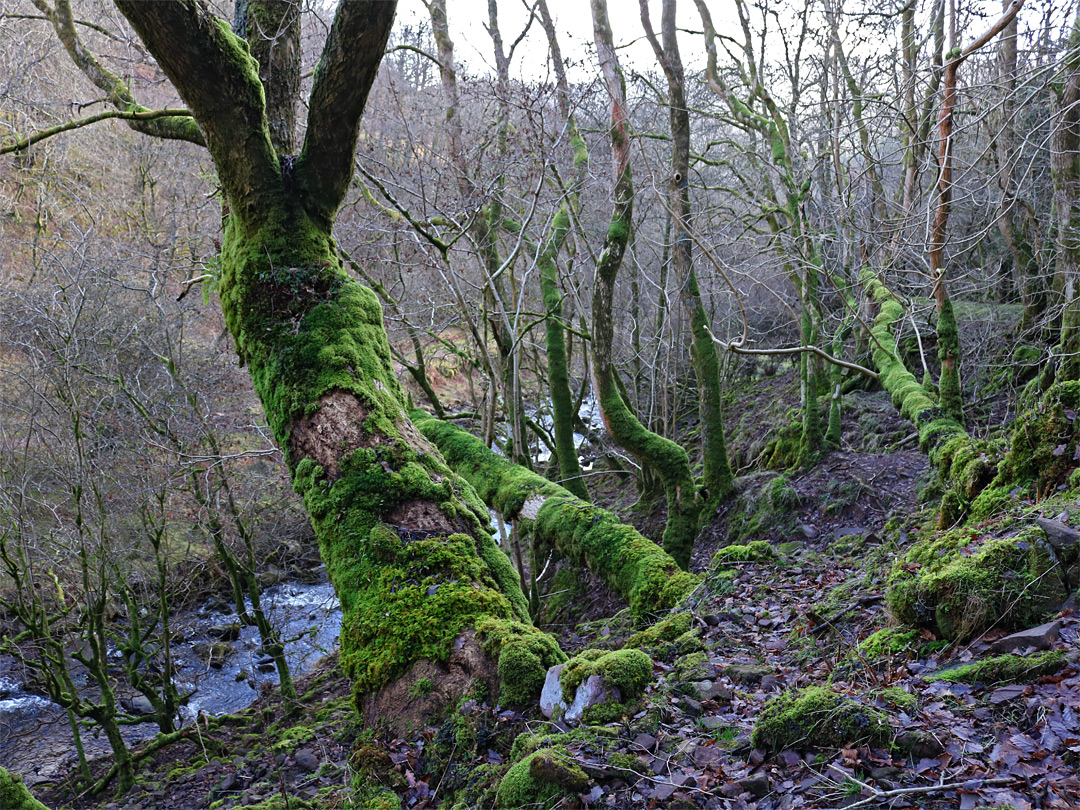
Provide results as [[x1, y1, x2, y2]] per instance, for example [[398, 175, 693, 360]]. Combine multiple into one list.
[[289, 390, 379, 478], [387, 499, 457, 539], [360, 630, 498, 734]]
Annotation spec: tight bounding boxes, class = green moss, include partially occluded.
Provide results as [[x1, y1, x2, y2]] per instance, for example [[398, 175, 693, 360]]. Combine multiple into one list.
[[243, 797, 316, 810], [416, 414, 700, 618], [752, 686, 891, 751], [927, 651, 1066, 685], [0, 768, 49, 810], [626, 612, 692, 649], [607, 752, 646, 774], [509, 726, 619, 763], [476, 617, 567, 707], [712, 541, 777, 565], [856, 628, 919, 661], [408, 678, 434, 698], [559, 648, 653, 703], [497, 748, 588, 808], [672, 651, 712, 684], [886, 527, 1066, 640], [876, 687, 918, 713]]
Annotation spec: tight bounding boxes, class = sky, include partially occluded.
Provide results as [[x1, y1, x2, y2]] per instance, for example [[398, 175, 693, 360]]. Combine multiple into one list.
[[393, 0, 716, 82]]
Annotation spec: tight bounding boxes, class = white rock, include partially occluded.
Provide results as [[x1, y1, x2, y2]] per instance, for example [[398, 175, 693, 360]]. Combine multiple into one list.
[[540, 664, 566, 719]]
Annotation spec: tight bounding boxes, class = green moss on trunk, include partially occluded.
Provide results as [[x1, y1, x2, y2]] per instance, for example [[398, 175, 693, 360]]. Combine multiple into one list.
[[416, 414, 699, 618], [0, 769, 49, 810], [217, 210, 557, 711]]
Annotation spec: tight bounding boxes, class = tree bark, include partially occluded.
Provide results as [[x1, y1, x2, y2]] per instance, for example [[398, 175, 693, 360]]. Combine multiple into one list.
[[111, 0, 561, 717], [590, 0, 701, 569], [535, 0, 591, 502], [641, 0, 733, 507], [1053, 8, 1080, 382]]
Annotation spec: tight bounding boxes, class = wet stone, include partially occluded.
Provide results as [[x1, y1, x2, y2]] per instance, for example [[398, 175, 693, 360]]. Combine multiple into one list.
[[294, 748, 320, 773]]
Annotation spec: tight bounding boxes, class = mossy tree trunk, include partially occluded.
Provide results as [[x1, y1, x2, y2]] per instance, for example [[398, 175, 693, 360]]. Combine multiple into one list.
[[1053, 7, 1080, 382], [862, 270, 996, 524], [994, 5, 1044, 328], [641, 0, 734, 509], [113, 0, 560, 717], [696, 0, 826, 466], [929, 0, 1025, 422], [590, 0, 701, 570], [534, 0, 590, 501]]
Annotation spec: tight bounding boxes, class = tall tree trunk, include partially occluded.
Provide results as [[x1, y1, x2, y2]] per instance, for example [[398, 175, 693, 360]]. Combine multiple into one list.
[[112, 0, 562, 722], [930, 0, 1025, 422], [591, 0, 700, 569], [641, 0, 734, 508], [1053, 7, 1080, 382], [994, 2, 1043, 328], [535, 0, 590, 501]]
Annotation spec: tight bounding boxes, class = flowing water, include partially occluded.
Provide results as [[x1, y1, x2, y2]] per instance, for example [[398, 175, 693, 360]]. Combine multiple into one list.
[[0, 576, 342, 785]]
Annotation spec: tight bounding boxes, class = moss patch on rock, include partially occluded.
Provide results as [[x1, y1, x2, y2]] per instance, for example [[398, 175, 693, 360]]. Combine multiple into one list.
[[497, 748, 588, 808], [886, 526, 1066, 641], [559, 648, 653, 703], [752, 686, 891, 751]]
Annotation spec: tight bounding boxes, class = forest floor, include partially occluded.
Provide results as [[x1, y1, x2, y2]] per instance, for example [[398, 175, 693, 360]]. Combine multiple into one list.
[[26, 375, 1080, 810]]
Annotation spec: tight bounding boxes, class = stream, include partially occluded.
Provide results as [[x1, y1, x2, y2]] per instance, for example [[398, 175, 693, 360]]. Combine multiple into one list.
[[0, 575, 342, 786]]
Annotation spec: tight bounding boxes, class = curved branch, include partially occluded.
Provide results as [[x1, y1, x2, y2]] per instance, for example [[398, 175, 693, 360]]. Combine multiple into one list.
[[32, 0, 203, 145], [295, 0, 397, 228], [1, 108, 192, 155], [704, 326, 879, 381]]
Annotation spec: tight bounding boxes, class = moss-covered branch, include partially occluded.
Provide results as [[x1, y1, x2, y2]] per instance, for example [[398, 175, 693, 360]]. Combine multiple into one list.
[[861, 269, 996, 521], [0, 108, 192, 155], [416, 413, 700, 618], [32, 0, 204, 145]]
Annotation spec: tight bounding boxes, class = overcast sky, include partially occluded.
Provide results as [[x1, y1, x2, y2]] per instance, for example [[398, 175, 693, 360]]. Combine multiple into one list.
[[393, 0, 716, 82]]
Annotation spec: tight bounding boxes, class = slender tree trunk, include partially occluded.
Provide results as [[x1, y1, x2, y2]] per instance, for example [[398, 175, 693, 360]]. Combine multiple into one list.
[[641, 0, 733, 507], [1053, 8, 1080, 381], [591, 0, 700, 568], [535, 0, 590, 500]]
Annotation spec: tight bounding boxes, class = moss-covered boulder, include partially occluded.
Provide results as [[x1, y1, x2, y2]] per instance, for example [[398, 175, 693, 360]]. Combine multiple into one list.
[[886, 526, 1067, 641], [497, 748, 589, 808], [752, 686, 891, 751]]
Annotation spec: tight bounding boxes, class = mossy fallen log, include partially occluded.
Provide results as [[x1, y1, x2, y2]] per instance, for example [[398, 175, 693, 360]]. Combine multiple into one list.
[[415, 413, 700, 618]]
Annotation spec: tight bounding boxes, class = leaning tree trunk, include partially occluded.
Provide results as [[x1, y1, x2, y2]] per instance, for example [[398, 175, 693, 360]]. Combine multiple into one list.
[[113, 0, 563, 722], [590, 0, 701, 569], [416, 414, 699, 618]]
